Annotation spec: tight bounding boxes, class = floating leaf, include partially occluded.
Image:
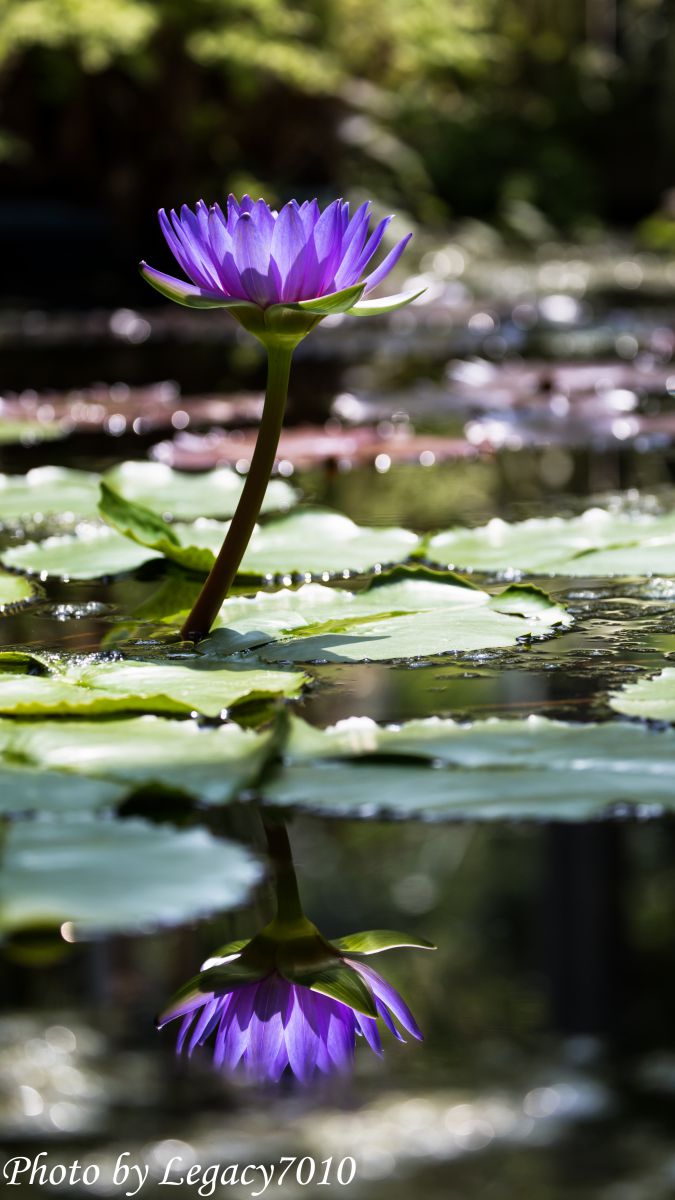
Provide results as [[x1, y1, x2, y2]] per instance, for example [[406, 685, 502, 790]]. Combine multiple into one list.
[[609, 668, 675, 721], [1, 715, 273, 806], [100, 489, 421, 580], [0, 419, 65, 446], [427, 506, 675, 577], [0, 651, 306, 717], [2, 523, 160, 579], [0, 765, 127, 817], [0, 816, 262, 935], [262, 715, 675, 821], [0, 570, 38, 610], [200, 569, 570, 663], [103, 461, 296, 521], [0, 467, 101, 523]]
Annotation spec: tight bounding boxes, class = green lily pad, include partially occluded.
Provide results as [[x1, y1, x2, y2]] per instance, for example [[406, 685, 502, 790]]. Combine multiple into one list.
[[609, 668, 675, 721], [2, 523, 161, 579], [0, 651, 307, 716], [262, 715, 675, 821], [0, 420, 65, 446], [0, 463, 296, 529], [103, 461, 296, 521], [0, 765, 128, 817], [200, 569, 570, 663], [100, 485, 420, 579], [0, 816, 263, 935], [427, 506, 675, 577], [0, 467, 102, 524], [0, 570, 38, 610], [3, 714, 272, 805]]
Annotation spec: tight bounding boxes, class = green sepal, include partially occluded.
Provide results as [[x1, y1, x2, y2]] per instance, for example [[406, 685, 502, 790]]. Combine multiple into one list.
[[307, 963, 378, 1018], [204, 937, 250, 962], [196, 956, 271, 995], [157, 955, 268, 1025], [347, 288, 425, 316], [139, 263, 258, 314], [282, 283, 366, 315], [333, 929, 436, 956]]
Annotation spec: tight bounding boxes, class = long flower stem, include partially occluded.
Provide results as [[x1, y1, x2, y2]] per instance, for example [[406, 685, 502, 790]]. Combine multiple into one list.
[[180, 341, 294, 641]]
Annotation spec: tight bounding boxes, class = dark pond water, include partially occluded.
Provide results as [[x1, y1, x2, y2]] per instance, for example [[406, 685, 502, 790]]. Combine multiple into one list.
[[4, 274, 675, 1199]]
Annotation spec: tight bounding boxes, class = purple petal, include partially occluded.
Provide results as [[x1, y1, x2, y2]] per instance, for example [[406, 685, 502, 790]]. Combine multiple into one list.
[[355, 1012, 383, 1056], [312, 200, 344, 294], [341, 201, 370, 252], [207, 209, 248, 299], [352, 215, 392, 279], [176, 1012, 195, 1053], [158, 209, 196, 281], [347, 960, 422, 1040], [362, 233, 412, 296], [215, 985, 256, 1068], [320, 1000, 356, 1071], [270, 202, 308, 301], [375, 997, 404, 1042], [284, 986, 321, 1082], [187, 997, 220, 1055], [233, 213, 277, 306], [169, 208, 217, 290], [245, 976, 288, 1079], [333, 209, 372, 289], [178, 204, 221, 288]]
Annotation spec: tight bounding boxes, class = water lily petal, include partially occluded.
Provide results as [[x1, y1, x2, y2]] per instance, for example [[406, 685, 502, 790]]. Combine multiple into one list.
[[233, 213, 277, 305], [362, 234, 413, 295], [355, 1012, 383, 1055], [353, 215, 391, 279], [271, 203, 308, 301], [285, 986, 321, 1082], [246, 976, 287, 1078], [348, 959, 422, 1040]]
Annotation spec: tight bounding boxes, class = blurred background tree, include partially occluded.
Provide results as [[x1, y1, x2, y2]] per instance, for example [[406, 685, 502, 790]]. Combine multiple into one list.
[[0, 0, 673, 302]]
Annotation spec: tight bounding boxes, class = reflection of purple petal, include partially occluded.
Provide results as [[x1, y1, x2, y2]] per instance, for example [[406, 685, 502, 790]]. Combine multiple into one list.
[[176, 1013, 194, 1053], [246, 977, 287, 1079], [187, 997, 220, 1055], [285, 987, 321, 1083], [348, 959, 423, 1040], [356, 1012, 383, 1055]]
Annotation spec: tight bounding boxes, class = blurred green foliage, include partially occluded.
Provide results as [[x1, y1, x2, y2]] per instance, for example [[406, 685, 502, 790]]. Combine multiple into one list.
[[0, 0, 672, 237]]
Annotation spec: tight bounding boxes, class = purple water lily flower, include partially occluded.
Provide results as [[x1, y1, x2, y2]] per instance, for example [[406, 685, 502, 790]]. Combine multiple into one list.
[[160, 954, 422, 1084], [140, 196, 412, 312], [139, 195, 420, 639]]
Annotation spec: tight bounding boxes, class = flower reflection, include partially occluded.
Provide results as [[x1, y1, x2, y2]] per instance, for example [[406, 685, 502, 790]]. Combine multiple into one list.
[[159, 821, 434, 1084]]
